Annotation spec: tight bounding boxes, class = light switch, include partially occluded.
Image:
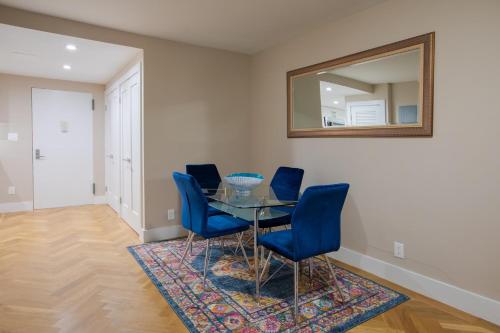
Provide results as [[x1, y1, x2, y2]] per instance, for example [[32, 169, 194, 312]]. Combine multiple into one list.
[[7, 133, 18, 141]]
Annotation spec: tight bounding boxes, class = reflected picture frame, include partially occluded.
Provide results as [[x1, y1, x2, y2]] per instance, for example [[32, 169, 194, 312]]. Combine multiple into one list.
[[287, 32, 435, 138]]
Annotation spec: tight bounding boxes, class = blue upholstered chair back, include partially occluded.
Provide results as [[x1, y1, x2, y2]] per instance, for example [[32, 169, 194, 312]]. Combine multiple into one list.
[[270, 166, 304, 201], [186, 164, 222, 190], [172, 172, 208, 235], [291, 184, 349, 261]]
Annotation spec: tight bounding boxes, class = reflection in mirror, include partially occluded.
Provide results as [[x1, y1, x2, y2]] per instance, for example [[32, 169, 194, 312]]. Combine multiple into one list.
[[292, 48, 421, 129]]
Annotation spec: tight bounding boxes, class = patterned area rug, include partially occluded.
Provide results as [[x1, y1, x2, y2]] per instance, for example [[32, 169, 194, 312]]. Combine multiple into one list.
[[128, 237, 408, 332]]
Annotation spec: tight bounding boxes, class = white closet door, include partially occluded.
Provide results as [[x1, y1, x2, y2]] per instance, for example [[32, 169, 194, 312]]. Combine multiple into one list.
[[105, 88, 121, 213], [119, 70, 141, 233]]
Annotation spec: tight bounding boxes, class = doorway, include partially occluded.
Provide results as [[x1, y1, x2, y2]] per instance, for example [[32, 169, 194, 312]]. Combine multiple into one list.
[[32, 88, 94, 209]]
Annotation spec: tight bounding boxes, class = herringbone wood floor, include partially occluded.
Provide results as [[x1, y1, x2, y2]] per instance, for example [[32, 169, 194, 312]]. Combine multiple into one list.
[[1, 205, 498, 333]]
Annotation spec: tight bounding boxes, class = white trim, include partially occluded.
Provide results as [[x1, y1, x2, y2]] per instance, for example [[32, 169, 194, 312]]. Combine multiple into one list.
[[93, 196, 107, 204], [142, 224, 187, 243], [328, 247, 500, 325], [105, 63, 142, 95], [105, 60, 144, 233], [0, 201, 33, 213]]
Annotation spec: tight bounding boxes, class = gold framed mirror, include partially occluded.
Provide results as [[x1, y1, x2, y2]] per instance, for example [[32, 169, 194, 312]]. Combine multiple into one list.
[[287, 32, 434, 137]]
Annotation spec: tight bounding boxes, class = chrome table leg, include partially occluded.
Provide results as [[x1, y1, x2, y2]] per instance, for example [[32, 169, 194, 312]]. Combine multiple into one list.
[[254, 208, 261, 302]]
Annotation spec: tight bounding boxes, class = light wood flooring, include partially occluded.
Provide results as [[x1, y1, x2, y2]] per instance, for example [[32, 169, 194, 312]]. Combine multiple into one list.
[[1, 205, 498, 333]]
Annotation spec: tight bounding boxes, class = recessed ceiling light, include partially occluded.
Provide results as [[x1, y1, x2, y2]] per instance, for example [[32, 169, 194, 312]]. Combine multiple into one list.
[[63, 64, 72, 70], [333, 100, 339, 105], [65, 44, 77, 51], [326, 87, 332, 92]]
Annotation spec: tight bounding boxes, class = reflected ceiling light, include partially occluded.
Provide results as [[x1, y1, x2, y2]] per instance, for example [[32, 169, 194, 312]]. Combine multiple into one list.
[[65, 44, 77, 51], [326, 87, 332, 92], [333, 100, 339, 104], [63, 64, 71, 70], [317, 71, 327, 75]]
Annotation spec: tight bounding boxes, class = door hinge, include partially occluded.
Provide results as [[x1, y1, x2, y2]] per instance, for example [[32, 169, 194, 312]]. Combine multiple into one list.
[[92, 183, 96, 195], [92, 99, 95, 111], [119, 197, 122, 204], [105, 185, 108, 192]]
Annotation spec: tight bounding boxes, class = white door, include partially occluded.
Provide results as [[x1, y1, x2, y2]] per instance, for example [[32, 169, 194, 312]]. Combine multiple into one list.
[[119, 70, 141, 233], [32, 89, 93, 209], [105, 88, 121, 213], [346, 100, 387, 126]]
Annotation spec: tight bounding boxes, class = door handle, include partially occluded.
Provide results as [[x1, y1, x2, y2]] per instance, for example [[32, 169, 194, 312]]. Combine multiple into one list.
[[35, 149, 46, 160], [122, 158, 131, 163], [106, 154, 114, 159]]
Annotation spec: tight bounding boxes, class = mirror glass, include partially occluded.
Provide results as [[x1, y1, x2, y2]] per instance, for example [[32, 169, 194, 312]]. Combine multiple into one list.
[[292, 48, 422, 130]]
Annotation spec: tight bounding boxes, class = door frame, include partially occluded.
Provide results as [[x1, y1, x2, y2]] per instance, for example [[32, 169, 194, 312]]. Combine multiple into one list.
[[31, 88, 94, 210], [104, 62, 144, 238]]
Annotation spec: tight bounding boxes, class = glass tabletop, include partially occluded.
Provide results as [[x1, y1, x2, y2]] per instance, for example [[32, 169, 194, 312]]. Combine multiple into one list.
[[208, 202, 290, 222], [203, 182, 298, 209]]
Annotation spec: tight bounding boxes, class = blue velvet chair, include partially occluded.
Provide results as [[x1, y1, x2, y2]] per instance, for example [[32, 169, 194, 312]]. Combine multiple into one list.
[[186, 164, 225, 217], [251, 166, 304, 230], [173, 172, 251, 288], [258, 183, 349, 319], [269, 166, 304, 217]]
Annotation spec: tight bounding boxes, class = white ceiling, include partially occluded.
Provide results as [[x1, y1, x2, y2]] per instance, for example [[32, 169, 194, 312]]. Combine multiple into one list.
[[331, 49, 420, 84], [0, 0, 385, 54], [0, 23, 141, 84], [320, 81, 366, 109]]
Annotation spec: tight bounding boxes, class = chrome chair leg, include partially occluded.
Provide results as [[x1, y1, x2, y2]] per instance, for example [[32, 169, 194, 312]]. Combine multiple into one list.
[[179, 232, 194, 269], [260, 245, 266, 268], [237, 232, 251, 268], [203, 239, 212, 289], [221, 237, 225, 253], [324, 255, 347, 303], [259, 250, 273, 281], [294, 261, 299, 321]]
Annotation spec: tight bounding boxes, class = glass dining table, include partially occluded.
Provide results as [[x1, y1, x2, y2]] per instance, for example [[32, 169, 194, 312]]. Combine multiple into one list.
[[203, 183, 298, 300]]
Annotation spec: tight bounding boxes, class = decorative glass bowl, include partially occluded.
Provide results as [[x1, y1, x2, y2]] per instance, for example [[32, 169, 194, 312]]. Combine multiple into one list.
[[224, 173, 264, 195]]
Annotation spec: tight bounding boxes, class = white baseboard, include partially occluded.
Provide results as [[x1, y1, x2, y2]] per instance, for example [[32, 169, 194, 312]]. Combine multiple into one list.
[[1, 197, 111, 212], [93, 196, 107, 204], [328, 247, 500, 325], [0, 201, 33, 213], [142, 224, 187, 243]]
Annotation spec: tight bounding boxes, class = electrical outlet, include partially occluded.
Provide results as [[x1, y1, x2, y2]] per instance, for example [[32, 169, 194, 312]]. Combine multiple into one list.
[[167, 209, 175, 220], [394, 241, 405, 259], [8, 186, 16, 195]]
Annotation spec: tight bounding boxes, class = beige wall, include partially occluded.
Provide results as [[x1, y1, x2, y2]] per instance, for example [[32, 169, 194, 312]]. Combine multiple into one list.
[[391, 81, 419, 123], [249, 0, 500, 301], [0, 5, 252, 230], [0, 73, 105, 204], [293, 75, 322, 128]]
